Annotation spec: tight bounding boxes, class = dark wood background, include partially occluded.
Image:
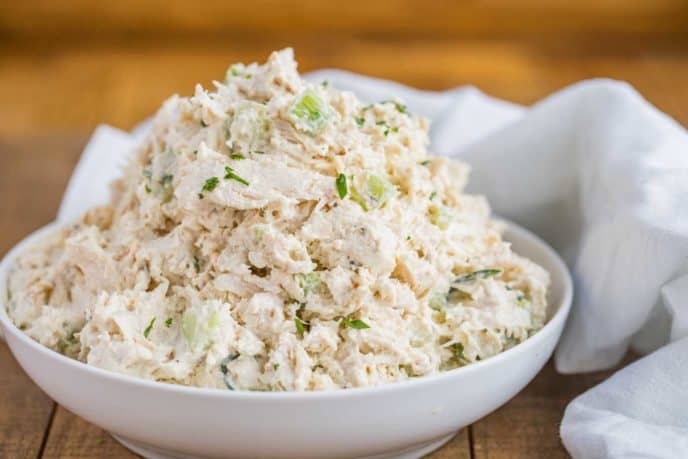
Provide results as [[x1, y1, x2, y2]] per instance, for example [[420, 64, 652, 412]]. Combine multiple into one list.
[[1, 1, 684, 457]]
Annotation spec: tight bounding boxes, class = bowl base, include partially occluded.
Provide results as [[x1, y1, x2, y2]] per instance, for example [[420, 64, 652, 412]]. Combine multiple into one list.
[[111, 431, 456, 459]]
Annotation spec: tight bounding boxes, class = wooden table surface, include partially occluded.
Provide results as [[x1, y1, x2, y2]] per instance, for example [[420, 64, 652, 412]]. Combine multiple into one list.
[[1, 2, 687, 457]]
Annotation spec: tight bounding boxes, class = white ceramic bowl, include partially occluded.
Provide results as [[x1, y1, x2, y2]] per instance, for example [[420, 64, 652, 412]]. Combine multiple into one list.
[[0, 220, 572, 459]]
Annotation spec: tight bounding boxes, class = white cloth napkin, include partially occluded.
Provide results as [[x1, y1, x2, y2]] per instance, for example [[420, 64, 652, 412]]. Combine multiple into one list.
[[52, 70, 688, 458]]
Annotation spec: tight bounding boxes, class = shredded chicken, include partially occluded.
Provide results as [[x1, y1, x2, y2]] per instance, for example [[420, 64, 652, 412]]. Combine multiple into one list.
[[7, 49, 549, 391]]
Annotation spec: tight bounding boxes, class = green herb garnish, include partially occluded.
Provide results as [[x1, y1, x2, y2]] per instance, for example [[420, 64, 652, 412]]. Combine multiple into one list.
[[453, 269, 501, 283], [273, 363, 280, 370], [230, 153, 246, 160], [143, 317, 156, 339], [200, 119, 208, 128], [355, 117, 365, 127], [420, 160, 431, 166], [340, 315, 370, 330], [517, 295, 528, 308], [429, 191, 437, 201], [193, 256, 201, 273], [336, 173, 348, 199], [381, 100, 408, 114], [375, 120, 390, 136], [165, 318, 173, 328], [144, 184, 152, 193], [451, 342, 467, 363], [220, 353, 239, 390], [224, 166, 249, 186], [295, 317, 308, 337], [220, 353, 239, 374], [200, 177, 219, 197]]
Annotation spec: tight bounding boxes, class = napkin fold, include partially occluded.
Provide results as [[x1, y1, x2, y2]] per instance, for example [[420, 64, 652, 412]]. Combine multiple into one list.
[[51, 70, 688, 458]]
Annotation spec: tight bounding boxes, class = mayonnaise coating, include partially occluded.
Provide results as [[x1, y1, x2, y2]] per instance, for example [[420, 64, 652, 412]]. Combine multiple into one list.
[[7, 49, 549, 391]]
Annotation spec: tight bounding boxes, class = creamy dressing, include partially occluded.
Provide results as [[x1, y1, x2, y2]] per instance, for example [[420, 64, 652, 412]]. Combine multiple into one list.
[[7, 49, 549, 391]]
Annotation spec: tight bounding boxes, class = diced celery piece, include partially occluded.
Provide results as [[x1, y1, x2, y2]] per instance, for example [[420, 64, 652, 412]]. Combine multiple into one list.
[[181, 310, 198, 348], [429, 291, 447, 311], [366, 175, 395, 207], [290, 90, 331, 134], [349, 174, 396, 211], [300, 272, 322, 296], [429, 205, 452, 230]]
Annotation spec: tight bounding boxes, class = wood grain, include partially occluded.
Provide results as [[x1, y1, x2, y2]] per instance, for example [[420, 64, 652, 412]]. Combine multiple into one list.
[[0, 2, 686, 455], [41, 407, 135, 459], [0, 343, 55, 458], [471, 362, 614, 459]]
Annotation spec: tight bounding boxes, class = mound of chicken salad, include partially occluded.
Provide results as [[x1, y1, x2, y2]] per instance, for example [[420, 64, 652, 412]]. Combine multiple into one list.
[[6, 49, 549, 391]]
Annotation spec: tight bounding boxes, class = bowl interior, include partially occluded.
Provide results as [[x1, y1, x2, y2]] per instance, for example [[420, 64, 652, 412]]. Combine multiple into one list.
[[0, 219, 572, 395]]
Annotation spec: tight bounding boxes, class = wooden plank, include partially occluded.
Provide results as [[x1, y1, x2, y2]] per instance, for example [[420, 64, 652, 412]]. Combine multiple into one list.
[[1, 1, 687, 41], [39, 408, 470, 458], [0, 343, 55, 458], [41, 407, 136, 459], [426, 429, 471, 459], [471, 360, 622, 459]]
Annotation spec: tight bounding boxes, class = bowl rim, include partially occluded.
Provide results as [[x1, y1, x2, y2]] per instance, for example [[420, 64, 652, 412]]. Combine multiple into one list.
[[0, 219, 572, 401]]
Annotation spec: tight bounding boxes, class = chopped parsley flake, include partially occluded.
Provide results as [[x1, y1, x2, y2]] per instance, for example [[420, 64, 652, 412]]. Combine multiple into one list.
[[193, 256, 201, 273], [220, 353, 239, 390], [381, 100, 408, 114], [202, 176, 219, 193], [340, 315, 370, 330], [375, 120, 391, 136], [230, 153, 246, 160], [451, 342, 467, 363], [336, 173, 348, 199], [355, 117, 365, 127], [220, 353, 239, 374], [200, 119, 208, 128], [144, 184, 152, 193], [143, 317, 156, 339], [517, 295, 528, 308], [165, 318, 173, 327], [420, 160, 431, 166], [294, 317, 308, 337], [273, 363, 280, 370], [429, 191, 437, 200], [224, 167, 249, 186], [453, 269, 501, 284]]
